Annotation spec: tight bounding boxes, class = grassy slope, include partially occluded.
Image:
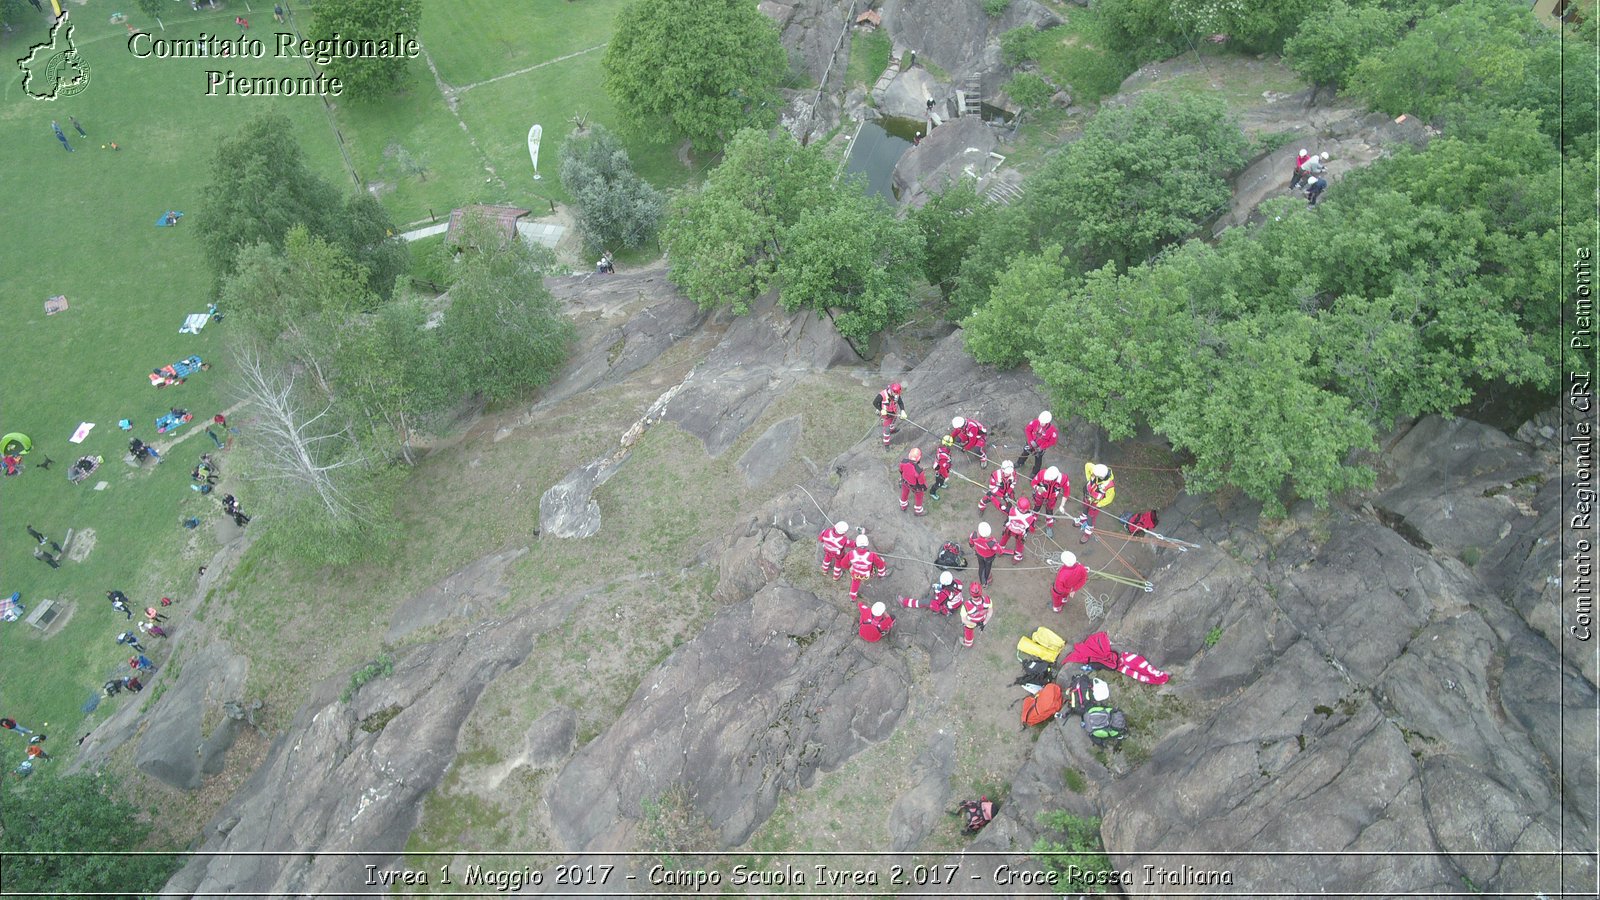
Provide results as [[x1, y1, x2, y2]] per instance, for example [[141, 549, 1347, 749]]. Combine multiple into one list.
[[0, 6, 344, 740]]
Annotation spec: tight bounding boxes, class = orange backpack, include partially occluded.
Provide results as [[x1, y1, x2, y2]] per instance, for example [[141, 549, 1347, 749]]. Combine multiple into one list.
[[1021, 682, 1065, 727]]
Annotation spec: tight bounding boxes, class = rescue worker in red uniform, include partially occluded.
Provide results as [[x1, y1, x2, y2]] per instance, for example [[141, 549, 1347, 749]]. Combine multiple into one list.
[[929, 438, 954, 501], [874, 382, 906, 449], [899, 447, 928, 516], [858, 600, 895, 642], [845, 533, 888, 601], [1079, 462, 1115, 544], [1051, 550, 1089, 613], [949, 416, 990, 468], [901, 570, 964, 615], [968, 521, 1002, 586], [1015, 410, 1058, 477], [818, 520, 850, 579], [978, 460, 1017, 515], [999, 496, 1037, 562], [959, 581, 993, 648], [1030, 466, 1068, 533]]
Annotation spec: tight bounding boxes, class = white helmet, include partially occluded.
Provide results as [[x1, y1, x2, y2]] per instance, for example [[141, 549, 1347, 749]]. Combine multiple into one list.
[[855, 534, 870, 548], [834, 521, 849, 534], [1044, 466, 1061, 481], [1299, 148, 1308, 156], [870, 601, 886, 617], [1038, 411, 1052, 425], [1001, 460, 1014, 472], [1092, 463, 1109, 478], [977, 522, 992, 537], [1060, 551, 1077, 567], [951, 416, 965, 430], [1320, 151, 1330, 160], [939, 571, 954, 586]]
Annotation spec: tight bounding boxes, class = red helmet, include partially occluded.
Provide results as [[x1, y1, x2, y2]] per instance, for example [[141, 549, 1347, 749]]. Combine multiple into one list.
[[908, 447, 922, 462], [889, 382, 902, 394], [1016, 497, 1031, 511]]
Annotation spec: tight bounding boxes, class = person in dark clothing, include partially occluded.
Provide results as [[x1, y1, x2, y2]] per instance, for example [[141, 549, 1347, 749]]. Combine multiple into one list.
[[1305, 175, 1328, 207], [68, 116, 86, 137], [26, 525, 62, 554], [34, 549, 60, 569]]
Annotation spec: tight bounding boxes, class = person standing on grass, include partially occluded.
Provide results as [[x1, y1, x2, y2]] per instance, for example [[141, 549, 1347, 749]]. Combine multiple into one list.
[[34, 549, 60, 568], [111, 598, 132, 620], [68, 115, 86, 137], [205, 427, 224, 449], [144, 606, 167, 623], [52, 121, 73, 152], [116, 630, 145, 652], [274, 4, 285, 23], [130, 655, 155, 672], [1, 718, 34, 736], [26, 525, 62, 554]]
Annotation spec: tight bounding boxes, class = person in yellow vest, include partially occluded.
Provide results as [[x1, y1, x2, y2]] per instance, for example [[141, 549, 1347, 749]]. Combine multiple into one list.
[[1078, 462, 1115, 544]]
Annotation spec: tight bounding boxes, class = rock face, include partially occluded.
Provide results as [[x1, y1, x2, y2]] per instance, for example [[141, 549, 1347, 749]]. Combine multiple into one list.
[[892, 114, 1001, 205], [133, 640, 251, 790], [162, 614, 541, 897], [546, 582, 910, 850], [736, 415, 804, 487], [539, 455, 626, 539], [1071, 415, 1595, 897], [385, 546, 529, 642], [881, 0, 1060, 81]]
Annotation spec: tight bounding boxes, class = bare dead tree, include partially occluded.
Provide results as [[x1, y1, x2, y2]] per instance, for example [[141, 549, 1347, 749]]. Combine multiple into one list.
[[232, 341, 373, 524]]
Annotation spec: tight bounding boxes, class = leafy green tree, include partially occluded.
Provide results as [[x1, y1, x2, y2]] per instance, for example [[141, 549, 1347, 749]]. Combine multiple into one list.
[[135, 0, 165, 24], [559, 125, 667, 256], [308, 0, 422, 99], [1351, 0, 1548, 122], [602, 0, 787, 153], [332, 299, 448, 461], [200, 114, 405, 299], [1095, 0, 1324, 56], [438, 216, 575, 404], [962, 248, 1070, 368], [662, 129, 833, 312], [1284, 0, 1405, 89], [1028, 92, 1247, 269], [909, 179, 1002, 307], [0, 770, 182, 895], [984, 0, 1012, 17], [776, 186, 924, 344]]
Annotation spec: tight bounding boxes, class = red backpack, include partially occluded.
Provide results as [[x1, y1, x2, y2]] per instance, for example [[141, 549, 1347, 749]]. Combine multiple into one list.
[[1021, 683, 1065, 727], [1126, 509, 1159, 535]]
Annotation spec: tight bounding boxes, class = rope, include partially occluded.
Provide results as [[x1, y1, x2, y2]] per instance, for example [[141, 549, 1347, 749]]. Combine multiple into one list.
[[1082, 592, 1110, 620], [1066, 493, 1200, 550], [796, 484, 832, 521]]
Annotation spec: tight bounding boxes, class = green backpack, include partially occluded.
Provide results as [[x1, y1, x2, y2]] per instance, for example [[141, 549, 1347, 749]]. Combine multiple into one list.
[[1082, 706, 1128, 747]]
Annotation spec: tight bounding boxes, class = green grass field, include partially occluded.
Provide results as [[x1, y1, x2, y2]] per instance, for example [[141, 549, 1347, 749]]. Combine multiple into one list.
[[0, 0, 693, 755]]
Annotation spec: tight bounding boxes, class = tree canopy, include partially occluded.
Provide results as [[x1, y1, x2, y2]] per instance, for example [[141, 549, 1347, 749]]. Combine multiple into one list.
[[308, 0, 422, 100], [199, 114, 407, 299], [0, 770, 181, 895], [602, 0, 788, 153], [777, 185, 924, 344], [559, 125, 667, 256]]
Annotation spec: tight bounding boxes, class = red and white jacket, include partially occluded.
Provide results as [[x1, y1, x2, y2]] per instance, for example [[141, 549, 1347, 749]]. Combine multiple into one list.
[[985, 468, 1016, 501], [1023, 418, 1059, 453], [1004, 506, 1037, 536], [968, 530, 1002, 559], [934, 444, 952, 478], [1030, 471, 1066, 513], [960, 588, 993, 627], [846, 547, 887, 579], [818, 526, 849, 557], [899, 457, 927, 489], [931, 580, 964, 614], [953, 420, 987, 451]]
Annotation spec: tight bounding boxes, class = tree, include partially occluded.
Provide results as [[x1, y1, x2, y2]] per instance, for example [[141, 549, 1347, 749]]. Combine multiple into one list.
[[602, 0, 787, 153], [1284, 0, 1405, 89], [909, 179, 1002, 309], [662, 129, 833, 312], [776, 186, 924, 344], [1027, 92, 1247, 269], [438, 215, 575, 404], [962, 248, 1070, 368], [135, 0, 165, 25], [0, 769, 181, 895], [559, 125, 667, 256], [308, 0, 422, 99], [199, 114, 406, 299], [331, 299, 448, 462]]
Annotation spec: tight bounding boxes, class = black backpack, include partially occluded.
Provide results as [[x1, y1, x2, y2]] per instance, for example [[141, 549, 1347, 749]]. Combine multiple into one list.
[[1012, 658, 1056, 687], [1082, 706, 1128, 748], [934, 541, 967, 571], [1061, 674, 1095, 717]]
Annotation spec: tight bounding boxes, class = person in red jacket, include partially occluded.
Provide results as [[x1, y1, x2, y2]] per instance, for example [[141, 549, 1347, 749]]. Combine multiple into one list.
[[1015, 410, 1058, 477], [874, 382, 906, 449], [901, 570, 963, 615], [1051, 550, 1089, 613], [1288, 147, 1311, 189], [949, 417, 990, 468], [929, 438, 954, 501], [968, 521, 1002, 586], [857, 600, 895, 642], [899, 447, 928, 516], [818, 520, 850, 579], [845, 534, 888, 601], [1030, 465, 1068, 533], [977, 460, 1017, 514], [959, 580, 993, 648], [999, 496, 1037, 562]]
